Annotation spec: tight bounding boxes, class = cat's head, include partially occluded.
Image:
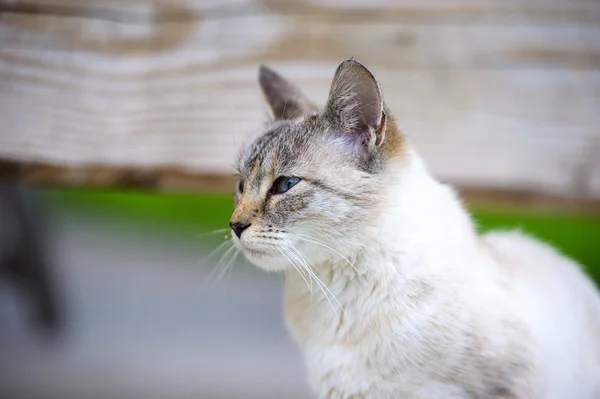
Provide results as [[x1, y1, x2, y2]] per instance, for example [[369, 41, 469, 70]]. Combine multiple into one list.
[[230, 60, 405, 271]]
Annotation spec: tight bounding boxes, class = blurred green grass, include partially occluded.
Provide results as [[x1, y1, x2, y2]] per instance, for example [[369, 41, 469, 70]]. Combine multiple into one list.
[[41, 188, 600, 284]]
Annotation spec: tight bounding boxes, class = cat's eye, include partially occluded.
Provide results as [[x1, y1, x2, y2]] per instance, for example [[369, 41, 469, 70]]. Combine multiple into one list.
[[238, 179, 245, 193], [270, 176, 301, 195]]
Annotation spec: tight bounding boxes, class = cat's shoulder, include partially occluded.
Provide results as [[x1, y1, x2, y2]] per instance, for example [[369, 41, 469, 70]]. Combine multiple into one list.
[[480, 229, 570, 267], [478, 228, 598, 301]]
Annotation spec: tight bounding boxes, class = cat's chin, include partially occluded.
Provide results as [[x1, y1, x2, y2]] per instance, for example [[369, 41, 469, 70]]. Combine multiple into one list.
[[242, 249, 290, 272]]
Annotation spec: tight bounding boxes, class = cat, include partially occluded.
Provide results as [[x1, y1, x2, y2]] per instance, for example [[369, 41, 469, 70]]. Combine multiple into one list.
[[229, 59, 600, 399]]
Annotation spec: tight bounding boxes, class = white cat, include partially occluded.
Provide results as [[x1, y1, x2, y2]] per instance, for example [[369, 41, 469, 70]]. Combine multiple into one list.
[[229, 59, 600, 398]]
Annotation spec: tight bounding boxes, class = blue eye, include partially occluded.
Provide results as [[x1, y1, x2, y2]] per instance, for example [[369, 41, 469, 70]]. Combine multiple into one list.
[[270, 176, 301, 195]]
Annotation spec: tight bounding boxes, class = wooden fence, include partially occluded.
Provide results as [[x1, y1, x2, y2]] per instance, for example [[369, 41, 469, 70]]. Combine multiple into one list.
[[1, 0, 599, 211]]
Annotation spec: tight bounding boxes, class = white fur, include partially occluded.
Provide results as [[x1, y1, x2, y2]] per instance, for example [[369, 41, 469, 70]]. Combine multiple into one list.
[[236, 59, 600, 397], [276, 147, 600, 398]]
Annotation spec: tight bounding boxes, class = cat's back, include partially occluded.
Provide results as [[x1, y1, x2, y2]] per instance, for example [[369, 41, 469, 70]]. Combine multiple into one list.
[[481, 230, 600, 398]]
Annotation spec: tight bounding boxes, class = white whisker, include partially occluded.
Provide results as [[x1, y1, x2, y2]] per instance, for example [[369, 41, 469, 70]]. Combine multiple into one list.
[[217, 248, 240, 281], [280, 244, 313, 292], [315, 229, 345, 247], [195, 228, 230, 239], [280, 243, 311, 281], [205, 242, 236, 284], [295, 234, 357, 272], [217, 243, 238, 268], [282, 242, 346, 316], [280, 243, 316, 305], [277, 247, 313, 292], [201, 240, 232, 265]]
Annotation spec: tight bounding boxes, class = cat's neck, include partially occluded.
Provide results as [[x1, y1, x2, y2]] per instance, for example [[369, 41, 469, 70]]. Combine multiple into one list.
[[373, 148, 480, 273], [324, 147, 480, 274], [284, 146, 482, 343]]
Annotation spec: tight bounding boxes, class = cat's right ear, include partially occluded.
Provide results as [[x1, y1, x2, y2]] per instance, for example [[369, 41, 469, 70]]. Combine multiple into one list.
[[258, 65, 316, 121]]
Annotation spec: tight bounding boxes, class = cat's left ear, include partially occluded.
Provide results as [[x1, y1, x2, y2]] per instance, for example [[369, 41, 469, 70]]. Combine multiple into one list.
[[325, 60, 386, 148], [258, 65, 316, 121]]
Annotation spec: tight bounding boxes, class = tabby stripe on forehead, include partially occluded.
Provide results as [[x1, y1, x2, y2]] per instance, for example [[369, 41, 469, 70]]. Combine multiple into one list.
[[243, 125, 283, 172], [253, 162, 266, 186], [247, 161, 265, 195], [269, 148, 279, 180]]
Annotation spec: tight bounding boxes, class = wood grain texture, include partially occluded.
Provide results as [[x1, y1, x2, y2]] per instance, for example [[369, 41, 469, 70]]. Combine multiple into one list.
[[1, 0, 599, 209]]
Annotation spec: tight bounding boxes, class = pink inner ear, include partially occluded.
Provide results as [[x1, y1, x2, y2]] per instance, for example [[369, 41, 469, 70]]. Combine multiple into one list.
[[355, 83, 382, 131], [326, 61, 383, 143], [337, 128, 370, 158]]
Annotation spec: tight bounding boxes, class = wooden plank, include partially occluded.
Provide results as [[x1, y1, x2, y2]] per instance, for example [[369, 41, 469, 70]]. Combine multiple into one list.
[[1, 0, 599, 206]]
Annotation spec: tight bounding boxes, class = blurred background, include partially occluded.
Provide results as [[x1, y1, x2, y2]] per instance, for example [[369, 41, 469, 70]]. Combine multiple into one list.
[[0, 0, 599, 398]]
